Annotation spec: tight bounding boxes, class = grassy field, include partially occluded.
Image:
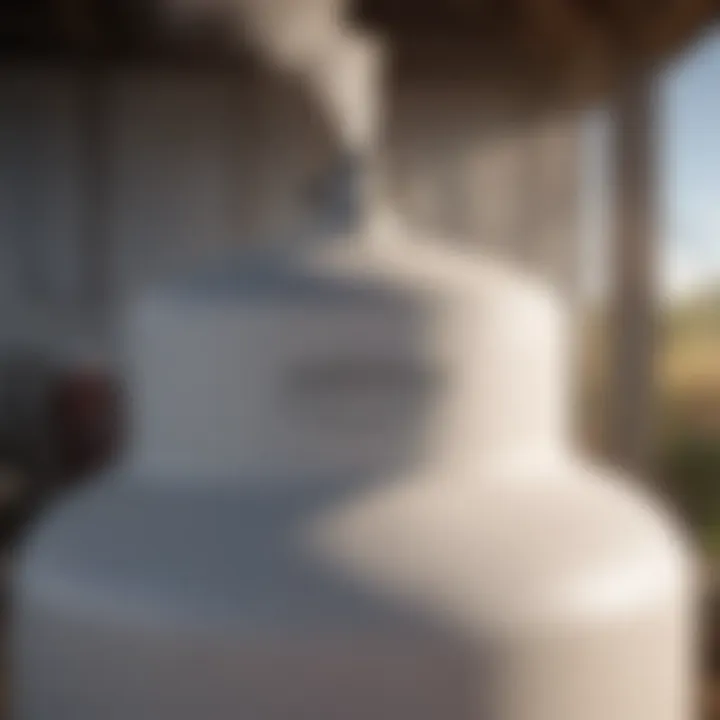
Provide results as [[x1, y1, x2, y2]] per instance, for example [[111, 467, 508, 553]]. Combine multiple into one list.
[[582, 286, 720, 552], [661, 291, 720, 437], [660, 290, 720, 553]]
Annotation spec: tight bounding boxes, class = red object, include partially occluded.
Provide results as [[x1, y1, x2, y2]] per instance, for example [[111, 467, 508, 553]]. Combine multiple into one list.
[[50, 369, 124, 485]]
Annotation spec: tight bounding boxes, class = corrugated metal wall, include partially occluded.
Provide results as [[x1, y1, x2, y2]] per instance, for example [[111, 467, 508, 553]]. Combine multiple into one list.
[[386, 73, 582, 293], [0, 62, 582, 356], [0, 65, 335, 355]]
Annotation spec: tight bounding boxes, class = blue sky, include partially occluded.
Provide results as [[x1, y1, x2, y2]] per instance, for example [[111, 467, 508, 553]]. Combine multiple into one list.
[[663, 29, 720, 296], [581, 30, 720, 301]]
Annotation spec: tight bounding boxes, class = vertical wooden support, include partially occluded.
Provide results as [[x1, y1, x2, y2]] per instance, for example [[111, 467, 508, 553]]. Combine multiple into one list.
[[608, 73, 659, 480]]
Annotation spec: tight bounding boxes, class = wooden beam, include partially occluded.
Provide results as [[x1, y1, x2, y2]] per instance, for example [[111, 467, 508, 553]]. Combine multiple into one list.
[[53, 0, 98, 46], [607, 72, 659, 480]]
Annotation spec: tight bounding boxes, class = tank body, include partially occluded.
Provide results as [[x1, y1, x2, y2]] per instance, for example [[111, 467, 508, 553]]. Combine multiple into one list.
[[14, 239, 694, 720]]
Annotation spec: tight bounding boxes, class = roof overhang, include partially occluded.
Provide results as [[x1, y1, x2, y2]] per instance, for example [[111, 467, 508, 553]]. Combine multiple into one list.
[[1, 0, 717, 106]]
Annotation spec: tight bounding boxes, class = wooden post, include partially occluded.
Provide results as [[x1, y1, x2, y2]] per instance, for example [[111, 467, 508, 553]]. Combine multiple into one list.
[[608, 72, 659, 480]]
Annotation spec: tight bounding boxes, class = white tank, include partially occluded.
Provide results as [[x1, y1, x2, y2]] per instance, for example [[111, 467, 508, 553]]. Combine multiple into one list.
[[13, 234, 694, 720], [12, 4, 695, 716]]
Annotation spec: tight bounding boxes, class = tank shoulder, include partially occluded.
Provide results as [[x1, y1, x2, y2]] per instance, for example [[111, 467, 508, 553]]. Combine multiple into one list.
[[17, 478, 449, 639], [303, 460, 695, 639]]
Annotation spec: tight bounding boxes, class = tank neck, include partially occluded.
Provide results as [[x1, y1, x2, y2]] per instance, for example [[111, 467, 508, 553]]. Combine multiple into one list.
[[301, 28, 386, 245], [310, 151, 385, 242]]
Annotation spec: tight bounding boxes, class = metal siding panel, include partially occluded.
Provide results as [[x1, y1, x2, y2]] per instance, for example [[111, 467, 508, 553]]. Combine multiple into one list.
[[0, 68, 87, 351], [110, 70, 262, 298]]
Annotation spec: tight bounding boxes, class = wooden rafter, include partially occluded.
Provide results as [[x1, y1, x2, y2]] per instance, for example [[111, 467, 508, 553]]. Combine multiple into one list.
[[52, 0, 98, 45], [0, 0, 718, 108]]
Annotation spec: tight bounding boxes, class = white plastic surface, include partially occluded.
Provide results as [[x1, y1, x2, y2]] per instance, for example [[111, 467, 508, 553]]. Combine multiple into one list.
[[14, 238, 695, 720]]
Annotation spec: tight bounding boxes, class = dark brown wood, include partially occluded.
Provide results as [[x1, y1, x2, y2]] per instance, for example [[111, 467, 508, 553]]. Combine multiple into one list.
[[1, 0, 717, 111], [358, 0, 719, 108]]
